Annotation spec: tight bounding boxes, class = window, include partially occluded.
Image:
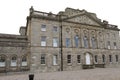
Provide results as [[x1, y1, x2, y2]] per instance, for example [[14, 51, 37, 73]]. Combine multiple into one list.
[[77, 55, 81, 63], [53, 26, 58, 32], [113, 42, 117, 49], [53, 55, 58, 65], [91, 37, 96, 48], [41, 25, 46, 31], [53, 37, 58, 47], [0, 55, 5, 67], [102, 55, 105, 63], [94, 55, 98, 63], [115, 55, 118, 62], [22, 56, 27, 66], [41, 36, 46, 46], [83, 36, 88, 48], [74, 35, 79, 48], [109, 55, 112, 62], [66, 38, 70, 48], [67, 55, 71, 63], [41, 54, 46, 64], [107, 41, 110, 49], [11, 56, 17, 67]]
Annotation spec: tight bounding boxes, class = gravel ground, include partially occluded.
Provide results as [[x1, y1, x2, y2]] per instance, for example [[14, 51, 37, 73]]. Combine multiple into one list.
[[0, 68, 120, 80]]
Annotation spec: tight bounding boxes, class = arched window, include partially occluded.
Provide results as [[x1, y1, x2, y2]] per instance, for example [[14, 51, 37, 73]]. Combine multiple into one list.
[[102, 55, 105, 63], [91, 37, 96, 48], [83, 36, 88, 48], [22, 56, 27, 66], [11, 56, 17, 67], [74, 35, 79, 48], [0, 55, 6, 67]]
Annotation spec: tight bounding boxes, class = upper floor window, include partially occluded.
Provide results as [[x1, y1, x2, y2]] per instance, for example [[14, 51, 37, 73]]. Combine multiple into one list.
[[41, 54, 46, 64], [0, 55, 6, 67], [41, 25, 46, 31], [91, 37, 96, 48], [22, 56, 27, 66], [74, 35, 79, 48], [77, 55, 81, 63], [67, 55, 71, 63], [83, 36, 88, 48], [115, 55, 118, 62], [11, 56, 17, 67], [66, 38, 71, 48], [53, 37, 58, 47], [113, 42, 117, 49], [41, 36, 46, 46], [53, 26, 58, 32], [107, 41, 110, 49], [53, 55, 58, 65]]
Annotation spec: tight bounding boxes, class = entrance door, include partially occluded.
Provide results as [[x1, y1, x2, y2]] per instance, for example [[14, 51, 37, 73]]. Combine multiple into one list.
[[85, 53, 91, 65]]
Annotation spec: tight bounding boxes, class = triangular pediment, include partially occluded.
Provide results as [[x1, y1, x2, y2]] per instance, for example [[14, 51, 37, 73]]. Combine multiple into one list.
[[65, 14, 101, 26]]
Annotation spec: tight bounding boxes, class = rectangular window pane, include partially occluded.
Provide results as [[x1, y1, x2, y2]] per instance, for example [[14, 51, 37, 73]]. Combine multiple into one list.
[[41, 36, 46, 46], [53, 26, 58, 32], [109, 55, 112, 62], [0, 62, 5, 67], [77, 55, 81, 63], [41, 54, 45, 64], [67, 55, 71, 63], [116, 55, 118, 62], [11, 61, 17, 66], [53, 55, 57, 65], [107, 41, 110, 49], [114, 42, 117, 49], [66, 38, 70, 48], [53, 37, 58, 47], [22, 62, 27, 66], [41, 25, 46, 31]]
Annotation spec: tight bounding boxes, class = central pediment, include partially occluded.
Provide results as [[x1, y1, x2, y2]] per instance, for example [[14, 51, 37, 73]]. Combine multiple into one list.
[[64, 14, 102, 26]]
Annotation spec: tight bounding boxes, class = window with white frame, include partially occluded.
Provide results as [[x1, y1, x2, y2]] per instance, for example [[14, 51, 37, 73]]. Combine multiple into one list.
[[66, 38, 70, 48], [11, 56, 17, 67], [0, 55, 5, 67], [41, 54, 46, 64], [41, 25, 46, 31], [53, 37, 58, 47], [77, 55, 81, 63], [41, 36, 46, 46], [53, 55, 58, 65], [22, 56, 27, 66], [67, 55, 71, 63]]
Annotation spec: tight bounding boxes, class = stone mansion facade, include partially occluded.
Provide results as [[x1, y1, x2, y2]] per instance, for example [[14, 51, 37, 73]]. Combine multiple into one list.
[[0, 7, 120, 73]]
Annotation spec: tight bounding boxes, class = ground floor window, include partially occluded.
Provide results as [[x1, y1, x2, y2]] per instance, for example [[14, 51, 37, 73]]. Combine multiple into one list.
[[22, 56, 27, 66], [77, 55, 81, 63], [53, 55, 58, 65], [11, 56, 17, 67], [0, 55, 6, 67], [115, 55, 118, 62], [109, 55, 112, 62], [102, 55, 105, 63], [94, 55, 98, 63], [67, 55, 71, 63], [41, 54, 46, 64]]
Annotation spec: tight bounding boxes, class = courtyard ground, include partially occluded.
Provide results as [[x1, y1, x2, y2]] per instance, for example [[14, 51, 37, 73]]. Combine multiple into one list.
[[0, 68, 120, 80]]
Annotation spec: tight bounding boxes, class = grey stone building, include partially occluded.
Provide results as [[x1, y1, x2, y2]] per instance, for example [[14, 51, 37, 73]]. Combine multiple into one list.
[[0, 7, 120, 73]]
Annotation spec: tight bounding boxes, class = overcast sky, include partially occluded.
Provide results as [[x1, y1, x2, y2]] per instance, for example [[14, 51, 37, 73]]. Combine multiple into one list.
[[0, 0, 119, 34]]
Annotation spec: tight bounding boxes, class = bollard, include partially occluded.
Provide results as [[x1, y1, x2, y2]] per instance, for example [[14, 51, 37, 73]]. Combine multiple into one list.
[[29, 74, 34, 80]]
